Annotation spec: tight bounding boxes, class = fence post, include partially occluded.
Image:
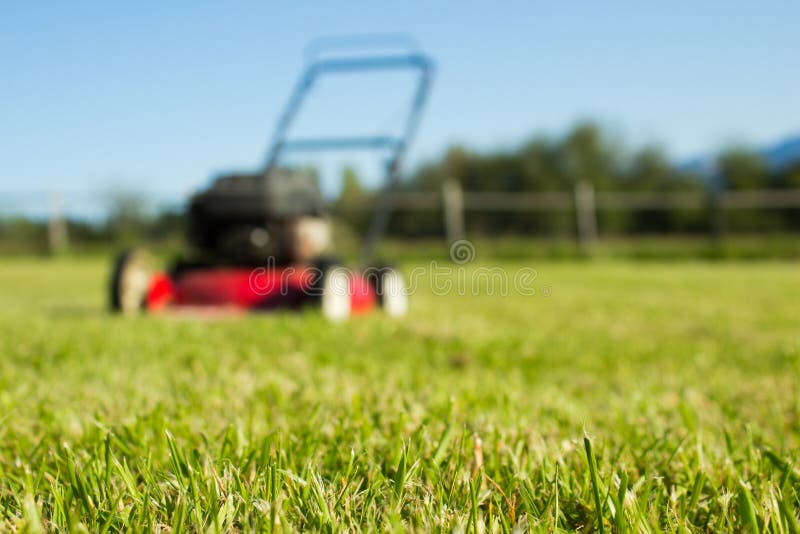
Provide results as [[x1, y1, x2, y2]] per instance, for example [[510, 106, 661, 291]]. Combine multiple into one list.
[[574, 180, 597, 249], [442, 179, 465, 243], [47, 190, 69, 254]]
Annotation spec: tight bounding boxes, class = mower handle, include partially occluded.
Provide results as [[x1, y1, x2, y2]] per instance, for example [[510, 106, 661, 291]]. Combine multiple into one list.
[[262, 35, 435, 265], [264, 47, 433, 172]]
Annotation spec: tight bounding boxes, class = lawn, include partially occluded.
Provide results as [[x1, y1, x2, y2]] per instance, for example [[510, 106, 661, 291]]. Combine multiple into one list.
[[0, 256, 798, 531]]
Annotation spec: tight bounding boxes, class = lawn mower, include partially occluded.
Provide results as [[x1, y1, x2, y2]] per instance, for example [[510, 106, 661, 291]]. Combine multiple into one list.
[[110, 36, 434, 320]]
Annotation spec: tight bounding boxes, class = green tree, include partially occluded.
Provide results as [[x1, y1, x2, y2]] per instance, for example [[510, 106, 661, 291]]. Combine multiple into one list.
[[717, 148, 775, 231], [717, 148, 768, 190]]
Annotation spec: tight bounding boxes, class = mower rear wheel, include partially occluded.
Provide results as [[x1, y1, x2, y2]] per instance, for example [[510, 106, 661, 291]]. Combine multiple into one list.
[[378, 268, 408, 318], [110, 249, 153, 314]]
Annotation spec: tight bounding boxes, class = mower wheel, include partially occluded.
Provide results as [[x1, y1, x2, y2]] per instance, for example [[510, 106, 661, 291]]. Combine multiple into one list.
[[320, 266, 351, 322], [369, 266, 408, 318], [110, 249, 153, 314]]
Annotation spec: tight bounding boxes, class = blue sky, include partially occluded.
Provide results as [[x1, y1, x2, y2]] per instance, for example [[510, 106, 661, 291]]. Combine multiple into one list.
[[2, 1, 799, 202]]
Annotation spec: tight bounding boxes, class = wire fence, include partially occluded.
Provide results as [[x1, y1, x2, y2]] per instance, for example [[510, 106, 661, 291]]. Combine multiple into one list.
[[0, 190, 185, 221], [3, 183, 800, 252], [343, 180, 800, 246]]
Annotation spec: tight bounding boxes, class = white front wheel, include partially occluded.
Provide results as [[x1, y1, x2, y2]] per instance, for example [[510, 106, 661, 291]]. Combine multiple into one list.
[[381, 269, 408, 318], [321, 268, 351, 322]]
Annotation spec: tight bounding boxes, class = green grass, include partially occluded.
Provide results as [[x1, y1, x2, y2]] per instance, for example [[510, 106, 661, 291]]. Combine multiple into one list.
[[0, 256, 799, 531]]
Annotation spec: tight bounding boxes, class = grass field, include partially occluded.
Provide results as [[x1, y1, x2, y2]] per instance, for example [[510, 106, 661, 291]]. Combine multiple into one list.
[[0, 256, 799, 531]]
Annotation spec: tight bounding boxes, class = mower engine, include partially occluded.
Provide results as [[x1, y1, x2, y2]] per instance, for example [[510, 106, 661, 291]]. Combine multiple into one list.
[[187, 169, 330, 265]]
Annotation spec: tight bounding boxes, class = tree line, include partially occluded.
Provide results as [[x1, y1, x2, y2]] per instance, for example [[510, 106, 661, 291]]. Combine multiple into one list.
[[338, 122, 800, 237]]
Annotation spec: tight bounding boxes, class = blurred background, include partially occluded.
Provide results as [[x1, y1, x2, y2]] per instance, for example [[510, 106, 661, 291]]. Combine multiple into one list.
[[2, 1, 800, 260]]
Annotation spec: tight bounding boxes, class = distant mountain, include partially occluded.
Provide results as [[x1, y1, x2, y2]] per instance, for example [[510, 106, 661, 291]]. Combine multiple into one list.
[[762, 135, 800, 170], [677, 133, 800, 178]]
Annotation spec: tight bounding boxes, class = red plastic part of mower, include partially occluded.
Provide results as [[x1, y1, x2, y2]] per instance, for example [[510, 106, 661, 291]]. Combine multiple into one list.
[[143, 266, 377, 315]]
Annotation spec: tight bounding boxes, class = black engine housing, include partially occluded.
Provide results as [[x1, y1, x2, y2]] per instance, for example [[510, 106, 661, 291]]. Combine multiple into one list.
[[187, 169, 326, 265]]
